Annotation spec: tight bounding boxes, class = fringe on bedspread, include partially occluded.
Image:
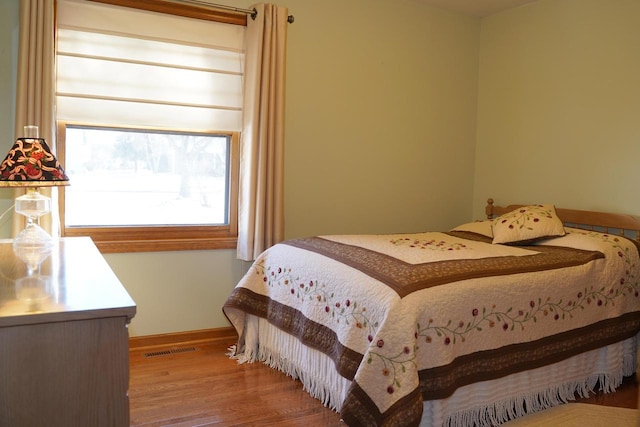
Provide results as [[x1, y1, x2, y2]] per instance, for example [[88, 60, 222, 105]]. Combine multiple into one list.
[[443, 349, 637, 427], [227, 318, 349, 413], [229, 316, 638, 427]]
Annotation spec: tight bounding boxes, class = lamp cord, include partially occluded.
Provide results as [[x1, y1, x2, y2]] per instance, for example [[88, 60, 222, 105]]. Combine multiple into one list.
[[0, 203, 16, 282], [0, 203, 15, 225]]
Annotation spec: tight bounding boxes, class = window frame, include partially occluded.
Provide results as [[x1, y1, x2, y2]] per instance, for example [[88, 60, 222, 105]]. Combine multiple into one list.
[[56, 121, 239, 253], [87, 0, 249, 26]]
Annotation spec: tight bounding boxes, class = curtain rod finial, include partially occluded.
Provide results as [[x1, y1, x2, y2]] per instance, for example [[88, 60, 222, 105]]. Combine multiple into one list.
[[248, 7, 294, 23]]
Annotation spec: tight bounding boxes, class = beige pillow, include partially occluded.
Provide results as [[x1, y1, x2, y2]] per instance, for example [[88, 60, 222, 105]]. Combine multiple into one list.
[[492, 204, 565, 245], [450, 220, 493, 238]]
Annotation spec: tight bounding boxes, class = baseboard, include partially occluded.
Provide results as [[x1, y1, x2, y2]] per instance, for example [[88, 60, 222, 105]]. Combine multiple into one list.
[[129, 327, 237, 350]]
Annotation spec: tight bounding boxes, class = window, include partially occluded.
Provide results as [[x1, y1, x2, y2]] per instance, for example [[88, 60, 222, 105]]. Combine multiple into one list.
[[58, 123, 238, 252], [55, 0, 245, 252]]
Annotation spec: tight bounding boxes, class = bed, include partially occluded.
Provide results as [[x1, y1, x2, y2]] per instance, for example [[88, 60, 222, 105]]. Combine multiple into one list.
[[223, 199, 640, 426]]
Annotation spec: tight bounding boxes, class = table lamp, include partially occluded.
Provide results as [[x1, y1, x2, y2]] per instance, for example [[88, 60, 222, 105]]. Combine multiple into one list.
[[0, 125, 70, 257]]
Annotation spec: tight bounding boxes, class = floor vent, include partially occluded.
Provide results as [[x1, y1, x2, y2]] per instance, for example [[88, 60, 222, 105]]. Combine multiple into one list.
[[144, 346, 198, 358]]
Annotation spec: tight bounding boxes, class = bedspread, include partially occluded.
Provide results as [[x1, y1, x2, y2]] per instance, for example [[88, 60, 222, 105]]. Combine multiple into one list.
[[223, 228, 640, 426]]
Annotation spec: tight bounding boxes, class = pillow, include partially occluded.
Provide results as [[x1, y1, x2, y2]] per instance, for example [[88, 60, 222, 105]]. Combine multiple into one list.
[[450, 220, 493, 238], [492, 204, 565, 245]]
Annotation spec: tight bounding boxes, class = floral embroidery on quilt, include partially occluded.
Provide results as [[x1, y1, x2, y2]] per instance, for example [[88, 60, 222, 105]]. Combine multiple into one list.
[[415, 230, 639, 347], [390, 237, 469, 251], [366, 337, 417, 394], [253, 260, 381, 338], [575, 230, 639, 291], [367, 229, 640, 396]]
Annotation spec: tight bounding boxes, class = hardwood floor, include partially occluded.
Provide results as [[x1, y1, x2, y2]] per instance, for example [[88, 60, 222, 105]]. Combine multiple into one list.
[[129, 338, 343, 426], [129, 338, 638, 426]]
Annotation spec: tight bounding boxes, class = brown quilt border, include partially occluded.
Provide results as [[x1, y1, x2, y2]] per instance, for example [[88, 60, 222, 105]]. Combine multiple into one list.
[[223, 287, 363, 379], [283, 233, 604, 298], [341, 312, 640, 426], [224, 287, 640, 401]]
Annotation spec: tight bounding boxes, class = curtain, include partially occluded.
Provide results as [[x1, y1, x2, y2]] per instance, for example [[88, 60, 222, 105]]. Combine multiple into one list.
[[13, 0, 57, 237], [236, 3, 288, 261]]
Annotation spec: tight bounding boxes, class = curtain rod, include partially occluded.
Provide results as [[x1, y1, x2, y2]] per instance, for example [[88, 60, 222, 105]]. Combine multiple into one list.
[[174, 0, 294, 23]]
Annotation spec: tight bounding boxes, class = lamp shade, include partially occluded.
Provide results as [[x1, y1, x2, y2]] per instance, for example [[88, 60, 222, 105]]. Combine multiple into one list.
[[0, 135, 69, 187]]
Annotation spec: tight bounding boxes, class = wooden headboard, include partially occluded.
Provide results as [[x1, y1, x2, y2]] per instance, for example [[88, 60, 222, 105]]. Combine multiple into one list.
[[485, 198, 640, 242]]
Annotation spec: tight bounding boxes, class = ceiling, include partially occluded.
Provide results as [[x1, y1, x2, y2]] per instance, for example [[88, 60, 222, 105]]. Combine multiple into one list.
[[415, 0, 539, 17]]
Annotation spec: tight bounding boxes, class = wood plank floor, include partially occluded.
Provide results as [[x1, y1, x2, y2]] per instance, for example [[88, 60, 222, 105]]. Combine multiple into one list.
[[129, 338, 638, 426]]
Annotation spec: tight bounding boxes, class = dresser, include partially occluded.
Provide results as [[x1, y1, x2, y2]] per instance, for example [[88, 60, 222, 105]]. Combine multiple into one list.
[[0, 237, 136, 427]]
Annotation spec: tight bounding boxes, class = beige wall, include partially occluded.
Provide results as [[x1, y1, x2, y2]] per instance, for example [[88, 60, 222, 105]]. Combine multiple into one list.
[[282, 0, 480, 238], [473, 0, 640, 217], [104, 249, 248, 336]]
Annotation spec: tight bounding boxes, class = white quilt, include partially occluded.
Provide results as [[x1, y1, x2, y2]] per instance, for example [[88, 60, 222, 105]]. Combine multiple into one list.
[[223, 226, 640, 426]]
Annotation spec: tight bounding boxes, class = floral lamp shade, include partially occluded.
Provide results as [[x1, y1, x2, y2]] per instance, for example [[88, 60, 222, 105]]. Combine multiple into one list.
[[0, 134, 69, 187]]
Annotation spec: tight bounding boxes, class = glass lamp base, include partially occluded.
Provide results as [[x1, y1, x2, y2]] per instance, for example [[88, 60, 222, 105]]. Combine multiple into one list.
[[12, 188, 54, 271], [15, 188, 51, 218], [13, 222, 54, 272]]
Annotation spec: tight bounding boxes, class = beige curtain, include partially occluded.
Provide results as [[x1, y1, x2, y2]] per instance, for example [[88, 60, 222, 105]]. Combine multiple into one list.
[[13, 0, 57, 237], [237, 3, 288, 261]]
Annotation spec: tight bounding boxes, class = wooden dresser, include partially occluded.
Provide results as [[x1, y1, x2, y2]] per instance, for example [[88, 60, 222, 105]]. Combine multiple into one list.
[[0, 237, 136, 427]]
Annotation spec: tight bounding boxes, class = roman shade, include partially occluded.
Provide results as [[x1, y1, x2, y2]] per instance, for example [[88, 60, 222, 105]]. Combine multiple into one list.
[[56, 0, 245, 131]]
